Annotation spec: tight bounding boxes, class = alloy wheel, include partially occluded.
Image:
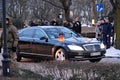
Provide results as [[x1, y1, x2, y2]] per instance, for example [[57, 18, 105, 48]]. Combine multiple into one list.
[[55, 48, 66, 61]]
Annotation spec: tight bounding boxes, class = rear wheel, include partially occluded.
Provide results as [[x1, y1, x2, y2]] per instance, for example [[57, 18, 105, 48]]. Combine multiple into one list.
[[89, 58, 102, 63], [55, 48, 67, 61]]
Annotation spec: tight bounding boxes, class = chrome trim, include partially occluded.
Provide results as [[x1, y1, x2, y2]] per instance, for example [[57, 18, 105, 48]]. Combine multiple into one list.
[[83, 44, 100, 51], [19, 52, 52, 57]]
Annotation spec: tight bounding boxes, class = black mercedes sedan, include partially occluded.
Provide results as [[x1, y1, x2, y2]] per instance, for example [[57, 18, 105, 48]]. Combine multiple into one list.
[[16, 26, 106, 62]]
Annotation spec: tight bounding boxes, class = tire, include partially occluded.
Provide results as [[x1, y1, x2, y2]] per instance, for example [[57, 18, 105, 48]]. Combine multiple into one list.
[[16, 45, 22, 62], [55, 48, 67, 61], [89, 58, 102, 63]]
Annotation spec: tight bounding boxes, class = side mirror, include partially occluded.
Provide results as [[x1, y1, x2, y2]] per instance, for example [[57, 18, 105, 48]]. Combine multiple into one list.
[[40, 36, 48, 42]]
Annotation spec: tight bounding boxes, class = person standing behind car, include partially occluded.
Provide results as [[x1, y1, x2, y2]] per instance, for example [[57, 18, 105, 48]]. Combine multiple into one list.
[[0, 18, 19, 62], [72, 17, 81, 34], [63, 19, 71, 29], [50, 18, 59, 26], [102, 17, 112, 49]]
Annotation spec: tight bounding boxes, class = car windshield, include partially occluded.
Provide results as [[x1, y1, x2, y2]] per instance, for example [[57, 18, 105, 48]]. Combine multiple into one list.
[[43, 27, 80, 39]]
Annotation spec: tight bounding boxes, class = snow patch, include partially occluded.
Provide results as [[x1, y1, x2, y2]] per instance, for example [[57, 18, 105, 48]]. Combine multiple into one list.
[[105, 47, 120, 57]]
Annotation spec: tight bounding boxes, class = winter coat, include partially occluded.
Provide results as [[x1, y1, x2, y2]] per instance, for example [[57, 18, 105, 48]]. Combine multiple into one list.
[[102, 23, 112, 36], [72, 21, 81, 34], [0, 23, 19, 49], [50, 21, 58, 26]]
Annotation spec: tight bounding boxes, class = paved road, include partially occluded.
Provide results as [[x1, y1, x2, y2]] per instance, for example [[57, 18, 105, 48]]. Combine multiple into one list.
[[1, 52, 120, 66]]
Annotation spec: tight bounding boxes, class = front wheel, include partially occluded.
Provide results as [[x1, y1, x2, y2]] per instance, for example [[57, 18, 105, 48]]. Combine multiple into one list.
[[89, 58, 102, 63], [55, 48, 67, 61]]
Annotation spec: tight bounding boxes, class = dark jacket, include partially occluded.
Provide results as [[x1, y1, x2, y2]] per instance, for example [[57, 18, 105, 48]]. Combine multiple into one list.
[[102, 23, 112, 36], [72, 21, 81, 34], [50, 21, 58, 26]]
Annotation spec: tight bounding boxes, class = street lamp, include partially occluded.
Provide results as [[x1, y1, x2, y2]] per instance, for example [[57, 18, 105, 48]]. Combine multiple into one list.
[[2, 0, 11, 76]]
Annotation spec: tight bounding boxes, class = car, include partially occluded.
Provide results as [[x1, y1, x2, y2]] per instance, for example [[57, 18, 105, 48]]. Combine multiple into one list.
[[16, 26, 106, 62]]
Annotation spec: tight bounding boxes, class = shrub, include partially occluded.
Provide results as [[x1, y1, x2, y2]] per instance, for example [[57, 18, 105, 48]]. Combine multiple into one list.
[[17, 61, 120, 80]]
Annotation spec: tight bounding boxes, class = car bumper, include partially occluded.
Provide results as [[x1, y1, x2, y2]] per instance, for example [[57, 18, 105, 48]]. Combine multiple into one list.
[[66, 50, 106, 60]]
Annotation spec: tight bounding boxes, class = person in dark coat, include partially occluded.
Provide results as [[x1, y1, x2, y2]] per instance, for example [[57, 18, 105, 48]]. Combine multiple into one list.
[[63, 19, 71, 29], [102, 17, 112, 49], [50, 18, 58, 26], [72, 17, 81, 34], [29, 20, 38, 26]]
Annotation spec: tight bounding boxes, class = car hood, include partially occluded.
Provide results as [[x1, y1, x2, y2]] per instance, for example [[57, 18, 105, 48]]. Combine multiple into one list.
[[51, 36, 99, 45], [60, 37, 99, 44], [65, 37, 99, 43]]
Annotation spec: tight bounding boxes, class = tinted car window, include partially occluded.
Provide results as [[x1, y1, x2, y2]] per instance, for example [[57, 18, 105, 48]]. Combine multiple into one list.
[[44, 27, 79, 39], [44, 28, 59, 39], [19, 29, 34, 38], [33, 29, 45, 38], [59, 27, 78, 38]]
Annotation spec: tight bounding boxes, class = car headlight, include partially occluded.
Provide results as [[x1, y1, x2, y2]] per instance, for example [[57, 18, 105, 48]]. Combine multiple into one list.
[[100, 43, 105, 49], [67, 45, 84, 51]]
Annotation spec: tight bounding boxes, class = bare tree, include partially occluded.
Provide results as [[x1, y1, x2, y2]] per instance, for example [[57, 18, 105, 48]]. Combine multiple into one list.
[[110, 0, 120, 49], [6, 0, 29, 28], [7, 0, 28, 19], [5, 0, 112, 27]]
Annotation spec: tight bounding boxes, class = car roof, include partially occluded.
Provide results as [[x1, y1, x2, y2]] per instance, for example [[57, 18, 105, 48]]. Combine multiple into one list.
[[19, 26, 66, 34], [26, 26, 64, 29], [39, 26, 64, 28]]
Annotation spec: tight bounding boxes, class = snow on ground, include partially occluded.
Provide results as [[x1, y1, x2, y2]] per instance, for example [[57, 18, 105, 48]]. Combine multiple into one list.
[[105, 47, 120, 58]]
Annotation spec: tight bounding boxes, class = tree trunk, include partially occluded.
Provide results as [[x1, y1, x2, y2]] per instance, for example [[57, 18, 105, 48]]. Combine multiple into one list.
[[92, 0, 97, 23], [60, 0, 72, 22], [64, 8, 71, 22], [115, 8, 120, 49]]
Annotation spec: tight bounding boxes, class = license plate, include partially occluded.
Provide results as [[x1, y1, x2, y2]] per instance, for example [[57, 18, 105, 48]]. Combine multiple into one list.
[[75, 56, 83, 58], [91, 52, 101, 56]]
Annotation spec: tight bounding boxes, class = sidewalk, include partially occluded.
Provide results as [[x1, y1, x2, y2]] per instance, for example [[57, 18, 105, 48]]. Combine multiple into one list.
[[0, 52, 3, 75]]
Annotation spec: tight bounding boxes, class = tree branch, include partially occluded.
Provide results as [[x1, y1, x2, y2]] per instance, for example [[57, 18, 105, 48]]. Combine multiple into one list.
[[110, 0, 117, 9], [42, 0, 64, 9]]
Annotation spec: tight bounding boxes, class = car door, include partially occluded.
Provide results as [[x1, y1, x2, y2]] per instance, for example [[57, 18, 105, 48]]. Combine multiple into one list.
[[19, 28, 34, 53], [32, 29, 53, 56]]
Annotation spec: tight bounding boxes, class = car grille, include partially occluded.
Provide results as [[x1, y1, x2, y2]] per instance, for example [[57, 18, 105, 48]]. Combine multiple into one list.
[[83, 44, 101, 51]]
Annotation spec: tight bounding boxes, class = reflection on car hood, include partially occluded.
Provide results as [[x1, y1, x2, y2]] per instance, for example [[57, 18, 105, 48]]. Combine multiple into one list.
[[64, 37, 99, 44]]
